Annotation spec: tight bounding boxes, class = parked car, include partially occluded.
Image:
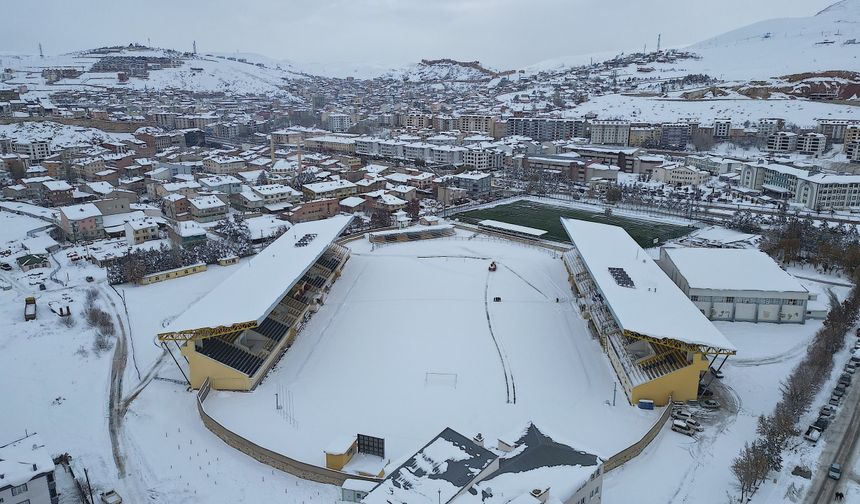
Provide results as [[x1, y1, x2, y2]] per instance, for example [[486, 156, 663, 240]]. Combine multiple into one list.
[[828, 463, 842, 480], [833, 387, 845, 398], [709, 367, 724, 379], [685, 418, 704, 431], [671, 420, 696, 437], [830, 394, 842, 406], [813, 416, 830, 431], [845, 363, 857, 374], [100, 490, 123, 504], [839, 373, 852, 386], [0, 262, 11, 271], [804, 426, 821, 443], [835, 383, 847, 394], [820, 405, 836, 417], [671, 408, 694, 421], [85, 276, 94, 283], [702, 399, 721, 410]]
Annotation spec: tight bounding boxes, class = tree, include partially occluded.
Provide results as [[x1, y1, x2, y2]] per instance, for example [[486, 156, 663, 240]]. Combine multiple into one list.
[[406, 199, 420, 220], [605, 186, 622, 204], [370, 209, 391, 228]]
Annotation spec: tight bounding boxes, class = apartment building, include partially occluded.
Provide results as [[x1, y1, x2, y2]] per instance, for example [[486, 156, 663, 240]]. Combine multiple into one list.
[[203, 155, 246, 174], [741, 161, 860, 210], [188, 195, 228, 223], [326, 113, 353, 133], [713, 119, 732, 139], [660, 123, 692, 150], [766, 131, 798, 153], [758, 118, 785, 138], [797, 132, 827, 156], [453, 171, 492, 197], [456, 114, 496, 134], [818, 119, 860, 142], [125, 217, 159, 245], [505, 117, 585, 141], [13, 139, 51, 162], [59, 202, 105, 241], [302, 179, 358, 200], [590, 120, 630, 146], [304, 135, 357, 154], [653, 163, 709, 186]]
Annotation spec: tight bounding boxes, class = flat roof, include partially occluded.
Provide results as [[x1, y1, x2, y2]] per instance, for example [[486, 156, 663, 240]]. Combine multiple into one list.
[[479, 219, 547, 237], [663, 248, 808, 294], [561, 218, 734, 351], [163, 215, 353, 334]]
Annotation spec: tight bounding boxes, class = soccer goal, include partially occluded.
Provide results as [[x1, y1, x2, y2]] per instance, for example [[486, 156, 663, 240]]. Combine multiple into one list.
[[425, 372, 458, 389]]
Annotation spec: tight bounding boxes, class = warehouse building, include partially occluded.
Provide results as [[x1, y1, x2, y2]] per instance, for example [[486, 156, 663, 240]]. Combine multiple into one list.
[[659, 248, 810, 323], [562, 218, 735, 406]]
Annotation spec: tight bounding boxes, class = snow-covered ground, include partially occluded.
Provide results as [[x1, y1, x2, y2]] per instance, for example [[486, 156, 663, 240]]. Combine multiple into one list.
[[561, 93, 859, 128], [204, 233, 659, 472]]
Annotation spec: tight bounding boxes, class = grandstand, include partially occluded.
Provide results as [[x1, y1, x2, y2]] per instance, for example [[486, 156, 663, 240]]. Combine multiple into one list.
[[561, 218, 736, 406], [158, 215, 353, 391], [367, 224, 455, 244]]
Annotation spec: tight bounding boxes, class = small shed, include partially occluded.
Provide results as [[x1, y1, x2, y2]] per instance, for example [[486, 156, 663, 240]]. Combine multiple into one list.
[[17, 254, 50, 272], [324, 435, 357, 471], [341, 479, 376, 503]]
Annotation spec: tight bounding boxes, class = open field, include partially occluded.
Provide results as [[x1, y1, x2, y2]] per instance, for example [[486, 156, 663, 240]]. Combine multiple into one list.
[[457, 200, 695, 246], [204, 234, 658, 470]]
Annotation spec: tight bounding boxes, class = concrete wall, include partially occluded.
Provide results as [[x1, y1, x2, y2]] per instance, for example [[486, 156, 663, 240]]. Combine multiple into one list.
[[196, 378, 381, 486], [603, 404, 673, 472]]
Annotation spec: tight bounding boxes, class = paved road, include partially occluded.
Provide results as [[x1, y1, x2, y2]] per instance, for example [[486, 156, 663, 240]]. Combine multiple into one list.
[[806, 363, 860, 504]]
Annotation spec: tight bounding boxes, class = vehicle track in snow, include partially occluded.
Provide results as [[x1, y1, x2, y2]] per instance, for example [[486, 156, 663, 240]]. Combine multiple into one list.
[[484, 269, 516, 404]]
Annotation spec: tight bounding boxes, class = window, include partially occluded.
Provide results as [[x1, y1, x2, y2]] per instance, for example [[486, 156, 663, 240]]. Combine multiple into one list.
[[12, 484, 28, 496]]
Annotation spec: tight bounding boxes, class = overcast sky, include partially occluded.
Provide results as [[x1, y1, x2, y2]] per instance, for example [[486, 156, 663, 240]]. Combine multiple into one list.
[[0, 0, 838, 72]]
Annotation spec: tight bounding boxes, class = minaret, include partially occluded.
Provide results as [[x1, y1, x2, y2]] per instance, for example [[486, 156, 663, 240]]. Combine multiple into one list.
[[39, 43, 44, 58], [193, 40, 197, 55]]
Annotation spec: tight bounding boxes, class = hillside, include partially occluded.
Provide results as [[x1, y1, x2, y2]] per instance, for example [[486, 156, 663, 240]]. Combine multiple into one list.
[[0, 46, 306, 97], [687, 0, 860, 81], [384, 58, 510, 83]]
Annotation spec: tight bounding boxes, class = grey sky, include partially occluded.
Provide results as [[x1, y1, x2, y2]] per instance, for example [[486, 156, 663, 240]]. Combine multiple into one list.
[[0, 0, 837, 71]]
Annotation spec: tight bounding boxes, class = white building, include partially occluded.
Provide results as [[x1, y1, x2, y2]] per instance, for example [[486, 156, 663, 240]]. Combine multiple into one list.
[[0, 433, 58, 504], [796, 132, 827, 156], [713, 119, 731, 138], [125, 217, 159, 245], [740, 161, 860, 211], [659, 248, 810, 323], [685, 155, 743, 175], [758, 118, 785, 138], [327, 113, 353, 133], [652, 163, 709, 186], [13, 140, 51, 162], [766, 131, 797, 153], [590, 120, 630, 146]]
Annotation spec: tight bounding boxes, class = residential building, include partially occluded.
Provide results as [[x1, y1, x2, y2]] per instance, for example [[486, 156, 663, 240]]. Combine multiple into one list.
[[453, 171, 492, 197], [304, 135, 357, 154], [125, 217, 159, 245], [302, 179, 357, 200], [326, 113, 353, 133], [741, 161, 860, 210], [685, 155, 743, 176], [59, 202, 105, 241], [188, 195, 228, 223], [797, 132, 827, 156], [169, 220, 207, 247], [456, 114, 497, 134], [766, 131, 798, 153], [0, 432, 59, 504], [203, 155, 246, 175], [505, 117, 585, 141], [817, 119, 860, 142], [590, 120, 630, 146], [13, 139, 51, 162], [287, 198, 339, 223], [757, 118, 785, 138], [713, 119, 732, 139], [660, 123, 691, 150]]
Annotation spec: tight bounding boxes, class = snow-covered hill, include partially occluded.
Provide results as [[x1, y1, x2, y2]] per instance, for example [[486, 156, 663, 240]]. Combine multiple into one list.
[[0, 46, 307, 97], [383, 58, 509, 83], [687, 0, 860, 81]]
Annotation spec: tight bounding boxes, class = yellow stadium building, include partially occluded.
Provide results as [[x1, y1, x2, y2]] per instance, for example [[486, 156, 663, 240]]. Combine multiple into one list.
[[561, 218, 736, 406], [158, 215, 354, 391]]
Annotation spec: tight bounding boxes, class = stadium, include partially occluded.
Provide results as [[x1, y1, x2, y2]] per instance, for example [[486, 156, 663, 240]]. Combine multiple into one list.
[[158, 214, 732, 484]]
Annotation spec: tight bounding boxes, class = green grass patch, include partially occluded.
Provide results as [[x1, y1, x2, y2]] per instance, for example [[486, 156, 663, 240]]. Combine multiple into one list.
[[458, 200, 695, 247]]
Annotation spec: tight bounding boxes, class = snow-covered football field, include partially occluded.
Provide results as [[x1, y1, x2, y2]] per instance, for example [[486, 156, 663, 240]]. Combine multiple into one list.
[[204, 235, 659, 468]]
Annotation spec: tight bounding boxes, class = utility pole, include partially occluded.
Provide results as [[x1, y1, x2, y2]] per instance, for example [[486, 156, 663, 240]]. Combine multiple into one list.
[[612, 382, 617, 406], [39, 43, 43, 58], [193, 40, 197, 55]]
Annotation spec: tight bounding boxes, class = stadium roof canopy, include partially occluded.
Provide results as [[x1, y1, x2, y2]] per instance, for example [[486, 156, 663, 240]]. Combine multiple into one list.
[[561, 218, 735, 352], [162, 214, 352, 336]]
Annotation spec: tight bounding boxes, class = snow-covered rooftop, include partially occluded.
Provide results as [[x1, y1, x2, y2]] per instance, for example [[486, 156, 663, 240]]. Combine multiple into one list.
[[479, 219, 547, 237], [562, 218, 734, 351], [163, 215, 353, 333], [663, 248, 808, 294], [0, 433, 55, 487]]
